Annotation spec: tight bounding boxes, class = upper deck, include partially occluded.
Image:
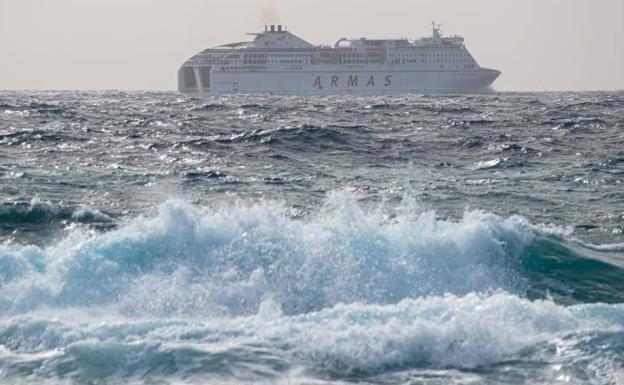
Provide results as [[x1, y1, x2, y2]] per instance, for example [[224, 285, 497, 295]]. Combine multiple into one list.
[[184, 23, 479, 70]]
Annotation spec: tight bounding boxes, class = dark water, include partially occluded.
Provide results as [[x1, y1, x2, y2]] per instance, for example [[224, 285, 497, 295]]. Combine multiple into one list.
[[0, 91, 623, 384]]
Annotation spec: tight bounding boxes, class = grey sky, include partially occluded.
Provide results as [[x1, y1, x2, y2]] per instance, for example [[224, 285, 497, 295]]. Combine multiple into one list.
[[1, 0, 622, 91]]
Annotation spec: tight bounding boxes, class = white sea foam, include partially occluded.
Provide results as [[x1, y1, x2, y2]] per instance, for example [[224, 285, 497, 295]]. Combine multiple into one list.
[[0, 292, 621, 383], [0, 192, 536, 316], [0, 192, 622, 383]]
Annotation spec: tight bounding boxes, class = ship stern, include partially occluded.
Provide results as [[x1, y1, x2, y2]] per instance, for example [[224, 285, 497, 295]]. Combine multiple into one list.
[[178, 65, 198, 93]]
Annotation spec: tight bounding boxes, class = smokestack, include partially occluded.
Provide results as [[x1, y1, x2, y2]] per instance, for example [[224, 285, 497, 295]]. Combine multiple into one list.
[[265, 25, 268, 32], [277, 25, 282, 32], [270, 25, 275, 32]]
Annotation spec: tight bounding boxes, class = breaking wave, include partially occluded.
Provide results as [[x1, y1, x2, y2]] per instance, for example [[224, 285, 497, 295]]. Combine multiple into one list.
[[1, 192, 623, 315], [0, 295, 622, 384]]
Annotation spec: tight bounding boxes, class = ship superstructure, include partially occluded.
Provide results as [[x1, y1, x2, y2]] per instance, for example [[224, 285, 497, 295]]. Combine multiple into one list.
[[178, 23, 500, 94]]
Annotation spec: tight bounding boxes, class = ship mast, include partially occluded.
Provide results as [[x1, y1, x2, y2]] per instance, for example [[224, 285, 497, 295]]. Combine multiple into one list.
[[432, 21, 442, 39]]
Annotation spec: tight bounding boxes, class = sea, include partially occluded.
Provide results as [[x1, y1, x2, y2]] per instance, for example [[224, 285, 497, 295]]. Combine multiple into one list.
[[0, 90, 623, 384]]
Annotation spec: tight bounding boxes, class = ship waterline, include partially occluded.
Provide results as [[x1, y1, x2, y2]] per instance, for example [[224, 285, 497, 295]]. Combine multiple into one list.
[[178, 23, 501, 94]]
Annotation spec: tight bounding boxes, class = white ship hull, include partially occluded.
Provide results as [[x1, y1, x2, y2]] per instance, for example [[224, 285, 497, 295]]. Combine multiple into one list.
[[179, 66, 500, 95]]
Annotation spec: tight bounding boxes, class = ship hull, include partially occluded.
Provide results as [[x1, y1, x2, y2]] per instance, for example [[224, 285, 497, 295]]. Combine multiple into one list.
[[178, 66, 501, 95]]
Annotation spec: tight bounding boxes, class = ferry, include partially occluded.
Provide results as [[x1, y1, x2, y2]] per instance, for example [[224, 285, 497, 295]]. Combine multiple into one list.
[[178, 23, 500, 94]]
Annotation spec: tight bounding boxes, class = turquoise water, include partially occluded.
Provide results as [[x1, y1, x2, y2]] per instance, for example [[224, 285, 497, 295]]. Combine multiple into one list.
[[0, 91, 623, 384]]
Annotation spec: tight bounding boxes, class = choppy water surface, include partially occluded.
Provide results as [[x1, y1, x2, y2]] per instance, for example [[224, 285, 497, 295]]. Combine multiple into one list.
[[0, 91, 623, 384]]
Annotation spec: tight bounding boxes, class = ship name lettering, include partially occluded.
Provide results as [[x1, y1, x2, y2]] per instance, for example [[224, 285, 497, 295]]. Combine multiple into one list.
[[312, 74, 393, 88], [313, 75, 322, 89]]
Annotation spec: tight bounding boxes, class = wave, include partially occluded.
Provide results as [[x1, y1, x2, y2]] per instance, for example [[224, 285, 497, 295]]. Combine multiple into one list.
[[0, 199, 112, 226], [0, 192, 530, 315], [0, 127, 88, 145], [471, 158, 503, 170], [0, 101, 74, 118], [0, 192, 622, 317], [0, 293, 621, 384], [190, 102, 229, 111], [217, 124, 360, 152], [522, 234, 624, 304]]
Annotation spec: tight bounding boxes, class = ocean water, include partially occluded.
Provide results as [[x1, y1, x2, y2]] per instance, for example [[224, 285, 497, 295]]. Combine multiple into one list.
[[0, 91, 623, 384]]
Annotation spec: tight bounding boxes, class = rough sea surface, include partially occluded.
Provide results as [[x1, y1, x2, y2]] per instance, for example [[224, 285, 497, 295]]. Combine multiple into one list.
[[0, 91, 623, 384]]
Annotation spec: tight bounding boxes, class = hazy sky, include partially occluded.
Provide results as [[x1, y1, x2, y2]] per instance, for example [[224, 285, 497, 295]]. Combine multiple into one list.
[[1, 0, 623, 91]]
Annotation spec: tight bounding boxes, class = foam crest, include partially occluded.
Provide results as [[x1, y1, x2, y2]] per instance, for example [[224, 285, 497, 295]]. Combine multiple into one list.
[[0, 199, 111, 225], [0, 293, 621, 383], [273, 292, 580, 371], [0, 193, 539, 316]]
